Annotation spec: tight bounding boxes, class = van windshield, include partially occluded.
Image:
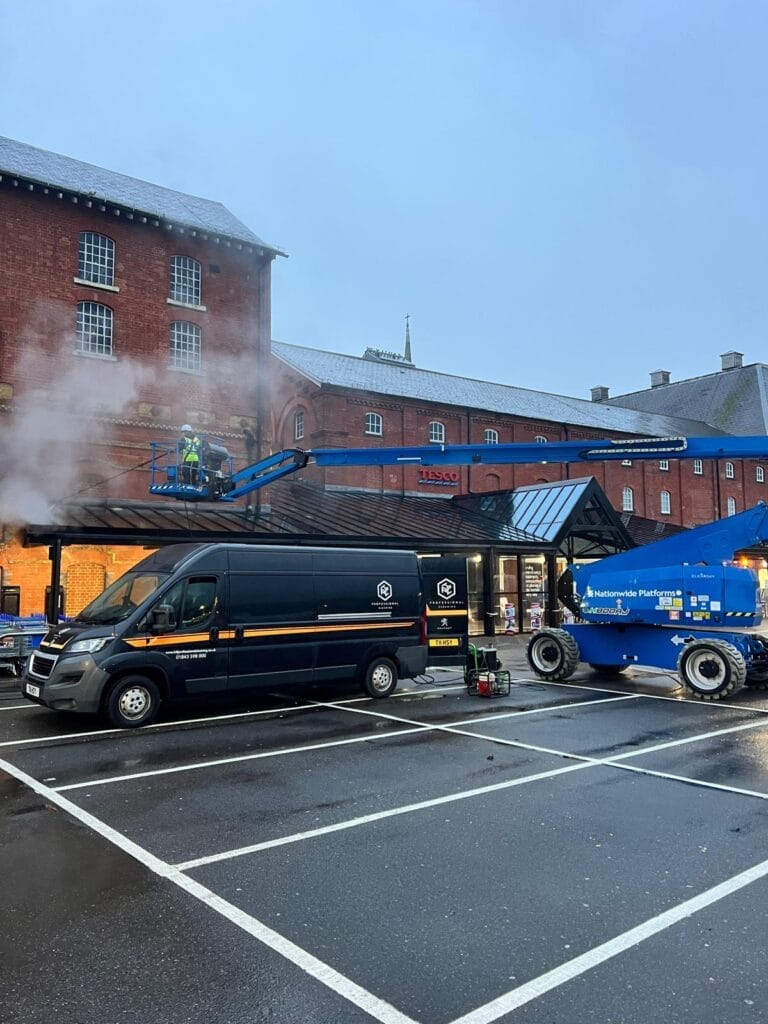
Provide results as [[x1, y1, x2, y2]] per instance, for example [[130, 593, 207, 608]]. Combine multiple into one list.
[[76, 572, 170, 625]]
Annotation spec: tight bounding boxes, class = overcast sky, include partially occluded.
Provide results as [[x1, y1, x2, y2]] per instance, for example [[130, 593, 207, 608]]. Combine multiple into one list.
[[2, 0, 766, 401]]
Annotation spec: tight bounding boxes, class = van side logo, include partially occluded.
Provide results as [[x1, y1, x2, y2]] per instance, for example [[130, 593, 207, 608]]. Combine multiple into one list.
[[377, 580, 393, 601], [437, 578, 456, 600]]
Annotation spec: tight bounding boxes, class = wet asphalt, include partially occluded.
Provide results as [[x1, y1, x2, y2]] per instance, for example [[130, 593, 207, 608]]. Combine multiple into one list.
[[3, 635, 768, 1023]]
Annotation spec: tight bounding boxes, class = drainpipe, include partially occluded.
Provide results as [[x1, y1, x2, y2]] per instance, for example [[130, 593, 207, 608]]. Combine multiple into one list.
[[48, 540, 62, 625]]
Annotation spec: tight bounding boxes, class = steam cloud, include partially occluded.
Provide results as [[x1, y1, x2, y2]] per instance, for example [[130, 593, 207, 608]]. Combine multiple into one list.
[[0, 303, 268, 527], [0, 345, 155, 526]]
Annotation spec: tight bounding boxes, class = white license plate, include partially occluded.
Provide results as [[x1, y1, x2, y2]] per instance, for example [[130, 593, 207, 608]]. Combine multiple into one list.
[[25, 684, 40, 698]]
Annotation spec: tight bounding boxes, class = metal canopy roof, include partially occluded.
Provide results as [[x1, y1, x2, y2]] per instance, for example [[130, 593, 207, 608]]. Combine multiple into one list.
[[453, 477, 634, 559], [22, 478, 634, 558]]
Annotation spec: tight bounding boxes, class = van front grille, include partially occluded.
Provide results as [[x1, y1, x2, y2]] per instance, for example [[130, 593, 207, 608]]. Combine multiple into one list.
[[30, 653, 57, 679]]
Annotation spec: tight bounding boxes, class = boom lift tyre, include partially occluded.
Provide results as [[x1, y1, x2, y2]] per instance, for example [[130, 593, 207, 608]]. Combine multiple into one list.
[[527, 629, 579, 681], [676, 639, 746, 701], [361, 656, 398, 698], [105, 675, 161, 728]]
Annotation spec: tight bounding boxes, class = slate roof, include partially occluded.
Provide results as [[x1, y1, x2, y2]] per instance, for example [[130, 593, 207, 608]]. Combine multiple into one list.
[[271, 342, 722, 438], [605, 363, 768, 435], [0, 136, 276, 250]]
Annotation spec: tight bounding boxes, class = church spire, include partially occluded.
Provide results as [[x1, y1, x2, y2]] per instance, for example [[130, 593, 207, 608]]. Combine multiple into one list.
[[404, 314, 412, 363]]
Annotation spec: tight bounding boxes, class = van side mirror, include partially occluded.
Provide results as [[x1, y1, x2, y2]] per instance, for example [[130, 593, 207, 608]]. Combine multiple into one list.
[[150, 604, 176, 634]]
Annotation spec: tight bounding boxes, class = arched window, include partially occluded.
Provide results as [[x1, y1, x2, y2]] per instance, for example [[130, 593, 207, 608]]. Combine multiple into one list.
[[170, 321, 201, 371], [485, 473, 501, 490], [534, 435, 548, 444], [725, 462, 735, 479], [170, 255, 202, 306], [660, 490, 671, 515], [429, 421, 445, 443], [293, 409, 305, 441], [78, 232, 115, 287], [76, 301, 113, 356], [365, 412, 383, 436], [622, 486, 634, 512], [484, 429, 499, 444], [757, 466, 765, 483], [727, 496, 737, 516]]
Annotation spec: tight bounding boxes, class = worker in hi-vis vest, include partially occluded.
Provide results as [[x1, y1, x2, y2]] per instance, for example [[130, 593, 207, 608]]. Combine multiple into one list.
[[179, 424, 202, 484]]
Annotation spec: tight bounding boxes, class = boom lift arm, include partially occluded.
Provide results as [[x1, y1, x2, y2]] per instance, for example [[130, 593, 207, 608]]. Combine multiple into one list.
[[149, 434, 768, 502]]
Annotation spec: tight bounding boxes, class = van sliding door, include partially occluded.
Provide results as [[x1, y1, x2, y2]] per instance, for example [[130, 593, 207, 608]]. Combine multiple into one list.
[[227, 549, 317, 692]]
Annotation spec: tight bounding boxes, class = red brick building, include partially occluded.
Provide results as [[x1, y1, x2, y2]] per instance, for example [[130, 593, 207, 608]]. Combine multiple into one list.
[[270, 342, 768, 526], [0, 136, 280, 614]]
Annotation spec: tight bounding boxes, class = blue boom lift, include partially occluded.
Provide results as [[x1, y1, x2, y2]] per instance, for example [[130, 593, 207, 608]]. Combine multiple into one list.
[[149, 433, 768, 699]]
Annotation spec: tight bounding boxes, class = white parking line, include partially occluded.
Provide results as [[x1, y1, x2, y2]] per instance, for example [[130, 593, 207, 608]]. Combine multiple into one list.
[[174, 761, 593, 871], [0, 685, 467, 748], [0, 757, 419, 1024], [54, 698, 628, 791], [161, 714, 768, 871], [7, 733, 768, 1024], [0, 703, 38, 712], [530, 677, 768, 714], [50, 694, 768, 794], [447, 854, 768, 1024], [607, 760, 768, 801], [54, 727, 430, 790]]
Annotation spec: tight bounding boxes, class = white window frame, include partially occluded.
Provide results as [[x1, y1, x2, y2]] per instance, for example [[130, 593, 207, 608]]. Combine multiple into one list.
[[364, 412, 383, 436], [727, 496, 737, 517], [659, 459, 669, 471], [693, 459, 703, 475], [484, 429, 499, 445], [294, 409, 305, 441], [725, 462, 735, 479], [78, 232, 115, 287], [75, 301, 113, 357], [169, 255, 202, 307], [429, 421, 445, 444], [169, 321, 201, 372], [622, 486, 634, 512], [758, 466, 765, 483], [621, 460, 632, 467], [534, 435, 548, 444], [660, 490, 671, 515]]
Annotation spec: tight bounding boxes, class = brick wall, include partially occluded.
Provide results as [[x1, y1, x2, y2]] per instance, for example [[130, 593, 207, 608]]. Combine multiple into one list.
[[0, 184, 271, 505]]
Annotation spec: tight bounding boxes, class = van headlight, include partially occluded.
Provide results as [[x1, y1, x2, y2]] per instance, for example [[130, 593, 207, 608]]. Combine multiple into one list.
[[68, 637, 110, 654]]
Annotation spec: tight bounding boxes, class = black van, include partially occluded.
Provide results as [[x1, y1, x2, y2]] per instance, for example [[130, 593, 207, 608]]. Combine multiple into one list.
[[22, 543, 428, 727]]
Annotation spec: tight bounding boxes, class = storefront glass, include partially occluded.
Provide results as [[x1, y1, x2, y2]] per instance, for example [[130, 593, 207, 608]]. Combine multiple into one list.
[[495, 555, 519, 633]]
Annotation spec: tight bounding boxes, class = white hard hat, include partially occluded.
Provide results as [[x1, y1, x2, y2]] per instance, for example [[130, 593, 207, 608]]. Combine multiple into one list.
[[181, 424, 193, 432]]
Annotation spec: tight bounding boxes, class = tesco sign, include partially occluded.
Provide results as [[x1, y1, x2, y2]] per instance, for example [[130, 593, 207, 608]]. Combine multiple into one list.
[[418, 468, 460, 486]]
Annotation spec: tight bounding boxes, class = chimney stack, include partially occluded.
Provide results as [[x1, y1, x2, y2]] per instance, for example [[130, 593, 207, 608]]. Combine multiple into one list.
[[650, 369, 671, 388], [590, 385, 610, 402], [720, 351, 743, 370]]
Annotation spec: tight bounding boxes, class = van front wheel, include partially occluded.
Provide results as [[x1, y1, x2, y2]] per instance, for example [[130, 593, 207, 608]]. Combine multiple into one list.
[[362, 657, 398, 698], [105, 675, 161, 728]]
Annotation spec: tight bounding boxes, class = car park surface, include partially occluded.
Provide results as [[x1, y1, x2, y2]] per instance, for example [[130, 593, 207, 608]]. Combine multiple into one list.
[[4, 635, 768, 1023]]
